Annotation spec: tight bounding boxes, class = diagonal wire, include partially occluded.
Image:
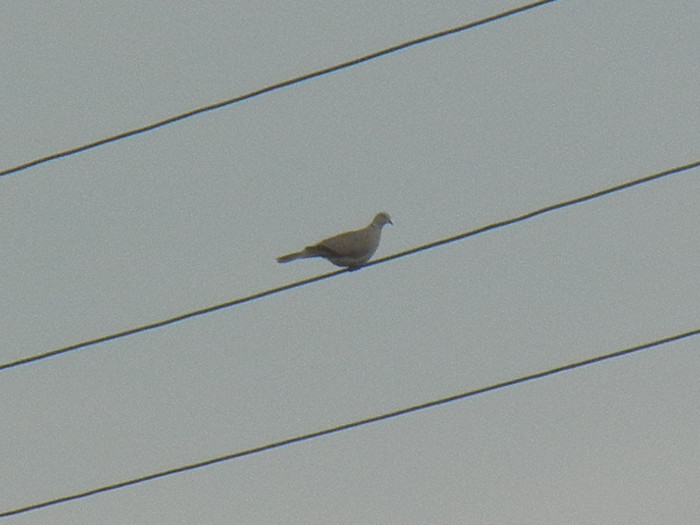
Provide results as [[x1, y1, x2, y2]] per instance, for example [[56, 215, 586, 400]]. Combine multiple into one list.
[[0, 0, 561, 179], [369, 160, 700, 265], [1, 326, 698, 518], [1, 159, 697, 373]]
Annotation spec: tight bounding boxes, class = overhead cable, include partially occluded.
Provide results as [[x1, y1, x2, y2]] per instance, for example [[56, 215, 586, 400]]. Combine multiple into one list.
[[1, 159, 698, 373], [1, 326, 697, 518], [0, 0, 560, 179]]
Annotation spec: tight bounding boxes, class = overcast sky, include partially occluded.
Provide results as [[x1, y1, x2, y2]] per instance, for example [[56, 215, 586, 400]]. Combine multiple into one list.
[[1, 1, 699, 523]]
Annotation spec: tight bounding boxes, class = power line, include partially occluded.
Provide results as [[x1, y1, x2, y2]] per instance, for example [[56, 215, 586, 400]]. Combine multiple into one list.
[[1, 326, 697, 518], [0, 0, 561, 179], [1, 159, 698, 373], [371, 160, 700, 265]]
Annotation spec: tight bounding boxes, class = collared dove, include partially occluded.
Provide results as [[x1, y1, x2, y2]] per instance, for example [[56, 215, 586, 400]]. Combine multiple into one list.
[[277, 212, 392, 268]]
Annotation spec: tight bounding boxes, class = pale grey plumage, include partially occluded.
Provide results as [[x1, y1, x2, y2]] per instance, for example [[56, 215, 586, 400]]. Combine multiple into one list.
[[277, 212, 392, 268]]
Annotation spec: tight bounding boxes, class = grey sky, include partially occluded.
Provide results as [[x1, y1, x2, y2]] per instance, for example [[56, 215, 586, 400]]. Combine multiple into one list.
[[1, 1, 699, 523]]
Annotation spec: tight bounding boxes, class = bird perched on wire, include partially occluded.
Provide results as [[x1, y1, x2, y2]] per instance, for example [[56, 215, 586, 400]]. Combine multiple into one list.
[[277, 212, 393, 268]]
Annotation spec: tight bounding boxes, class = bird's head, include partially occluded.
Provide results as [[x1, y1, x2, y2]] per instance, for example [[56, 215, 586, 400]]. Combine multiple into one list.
[[373, 212, 393, 227]]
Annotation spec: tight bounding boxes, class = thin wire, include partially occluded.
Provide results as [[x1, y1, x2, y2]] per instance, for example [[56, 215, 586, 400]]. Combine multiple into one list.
[[0, 0, 561, 179], [1, 159, 698, 373], [366, 159, 700, 266], [1, 327, 697, 518]]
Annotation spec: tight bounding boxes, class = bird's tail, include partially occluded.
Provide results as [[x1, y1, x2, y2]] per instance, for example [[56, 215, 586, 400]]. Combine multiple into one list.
[[276, 251, 305, 263]]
